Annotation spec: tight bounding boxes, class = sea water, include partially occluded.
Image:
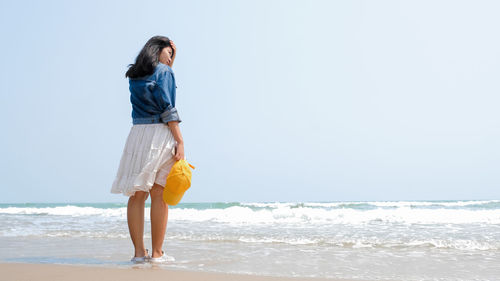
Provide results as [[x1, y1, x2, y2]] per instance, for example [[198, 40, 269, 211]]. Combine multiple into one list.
[[1, 200, 499, 280]]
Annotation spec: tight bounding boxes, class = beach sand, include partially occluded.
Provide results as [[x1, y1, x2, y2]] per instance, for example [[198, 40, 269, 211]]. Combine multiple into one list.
[[0, 263, 366, 281]]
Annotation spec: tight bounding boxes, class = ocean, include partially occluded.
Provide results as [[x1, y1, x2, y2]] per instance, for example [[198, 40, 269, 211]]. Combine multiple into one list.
[[1, 200, 499, 281]]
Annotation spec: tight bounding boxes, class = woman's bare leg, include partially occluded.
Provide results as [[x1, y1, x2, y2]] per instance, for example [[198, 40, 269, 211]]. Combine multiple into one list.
[[127, 190, 149, 257], [150, 183, 169, 258]]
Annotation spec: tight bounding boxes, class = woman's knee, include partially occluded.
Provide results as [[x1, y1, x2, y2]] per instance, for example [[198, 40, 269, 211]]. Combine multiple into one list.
[[149, 184, 164, 199], [131, 190, 149, 201]]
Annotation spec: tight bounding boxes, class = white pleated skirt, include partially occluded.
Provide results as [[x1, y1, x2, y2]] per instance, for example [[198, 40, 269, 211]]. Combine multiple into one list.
[[110, 123, 179, 197]]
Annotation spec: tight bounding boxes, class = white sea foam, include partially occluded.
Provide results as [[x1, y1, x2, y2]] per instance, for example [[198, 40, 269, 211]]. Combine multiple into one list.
[[4, 229, 496, 251], [2, 203, 500, 224], [169, 206, 500, 224], [0, 229, 130, 239], [362, 200, 500, 208], [0, 206, 126, 217], [175, 234, 500, 250], [241, 200, 500, 208]]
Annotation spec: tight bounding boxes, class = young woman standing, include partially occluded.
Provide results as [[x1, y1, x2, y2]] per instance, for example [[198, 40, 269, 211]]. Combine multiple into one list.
[[110, 35, 185, 264]]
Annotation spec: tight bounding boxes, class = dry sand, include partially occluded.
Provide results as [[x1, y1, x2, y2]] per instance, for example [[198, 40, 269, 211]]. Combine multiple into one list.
[[0, 263, 366, 281]]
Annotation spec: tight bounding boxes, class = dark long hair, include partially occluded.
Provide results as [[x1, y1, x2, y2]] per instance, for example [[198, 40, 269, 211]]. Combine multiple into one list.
[[125, 35, 173, 78]]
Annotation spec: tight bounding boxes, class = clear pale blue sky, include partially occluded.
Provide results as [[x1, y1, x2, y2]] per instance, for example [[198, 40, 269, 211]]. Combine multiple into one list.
[[1, 0, 499, 203]]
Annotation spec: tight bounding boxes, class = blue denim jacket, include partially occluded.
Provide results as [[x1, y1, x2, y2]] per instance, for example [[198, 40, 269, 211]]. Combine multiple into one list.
[[129, 62, 181, 125]]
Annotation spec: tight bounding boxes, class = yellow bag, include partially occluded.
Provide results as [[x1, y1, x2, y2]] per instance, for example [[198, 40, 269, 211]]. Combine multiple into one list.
[[163, 159, 195, 206]]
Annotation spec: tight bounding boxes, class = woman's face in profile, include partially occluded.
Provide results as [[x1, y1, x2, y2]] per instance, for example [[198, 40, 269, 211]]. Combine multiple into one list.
[[160, 46, 174, 65]]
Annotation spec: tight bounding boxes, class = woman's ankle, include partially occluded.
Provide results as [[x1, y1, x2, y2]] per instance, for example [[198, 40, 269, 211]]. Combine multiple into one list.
[[134, 248, 148, 257], [151, 249, 163, 258]]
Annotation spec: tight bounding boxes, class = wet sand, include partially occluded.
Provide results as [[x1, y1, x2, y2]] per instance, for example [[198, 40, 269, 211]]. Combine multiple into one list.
[[0, 263, 370, 281]]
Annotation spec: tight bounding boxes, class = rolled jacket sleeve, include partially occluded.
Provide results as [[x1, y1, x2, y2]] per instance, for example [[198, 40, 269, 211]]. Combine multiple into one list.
[[156, 69, 182, 124], [160, 104, 181, 124]]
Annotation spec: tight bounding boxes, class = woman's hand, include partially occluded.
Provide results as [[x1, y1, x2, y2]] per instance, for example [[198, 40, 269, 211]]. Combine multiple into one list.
[[173, 142, 184, 161], [168, 41, 177, 67]]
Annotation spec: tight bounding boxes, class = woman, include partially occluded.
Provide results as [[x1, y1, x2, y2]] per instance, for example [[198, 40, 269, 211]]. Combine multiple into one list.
[[110, 35, 185, 264]]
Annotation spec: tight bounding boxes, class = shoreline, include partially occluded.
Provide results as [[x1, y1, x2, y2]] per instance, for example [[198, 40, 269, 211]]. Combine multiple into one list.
[[0, 263, 371, 281]]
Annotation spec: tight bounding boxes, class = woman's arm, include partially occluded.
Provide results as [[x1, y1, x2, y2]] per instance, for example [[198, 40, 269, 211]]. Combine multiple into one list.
[[165, 41, 182, 160], [168, 121, 184, 161]]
